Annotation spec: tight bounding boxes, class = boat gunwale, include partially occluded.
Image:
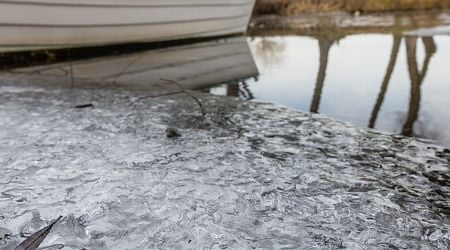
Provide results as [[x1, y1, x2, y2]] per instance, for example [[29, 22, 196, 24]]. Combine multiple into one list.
[[0, 0, 251, 8], [0, 13, 249, 28]]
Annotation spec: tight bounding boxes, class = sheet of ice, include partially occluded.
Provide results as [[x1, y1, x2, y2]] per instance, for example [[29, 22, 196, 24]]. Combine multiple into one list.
[[0, 74, 449, 249], [407, 25, 450, 36]]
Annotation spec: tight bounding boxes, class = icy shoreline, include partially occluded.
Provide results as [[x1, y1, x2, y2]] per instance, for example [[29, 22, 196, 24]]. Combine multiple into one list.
[[1, 74, 449, 249]]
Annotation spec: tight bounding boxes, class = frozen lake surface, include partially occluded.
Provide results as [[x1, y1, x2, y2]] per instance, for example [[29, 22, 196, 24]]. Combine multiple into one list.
[[0, 74, 449, 249]]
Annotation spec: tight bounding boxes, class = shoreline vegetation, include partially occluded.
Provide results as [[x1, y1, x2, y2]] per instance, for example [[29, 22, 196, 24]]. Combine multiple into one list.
[[254, 0, 450, 16], [248, 11, 450, 37]]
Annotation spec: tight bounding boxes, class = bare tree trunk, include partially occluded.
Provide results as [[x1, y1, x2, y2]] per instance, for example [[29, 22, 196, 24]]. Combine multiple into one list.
[[369, 35, 402, 128], [310, 38, 333, 113], [402, 37, 420, 136], [402, 36, 436, 136], [419, 37, 436, 82]]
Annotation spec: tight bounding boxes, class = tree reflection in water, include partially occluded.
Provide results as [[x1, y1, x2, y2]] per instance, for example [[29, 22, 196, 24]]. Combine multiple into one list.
[[231, 33, 445, 144], [226, 81, 254, 100], [249, 36, 286, 71], [369, 35, 402, 128], [402, 36, 436, 136], [303, 34, 437, 139], [368, 35, 437, 136], [310, 38, 335, 113]]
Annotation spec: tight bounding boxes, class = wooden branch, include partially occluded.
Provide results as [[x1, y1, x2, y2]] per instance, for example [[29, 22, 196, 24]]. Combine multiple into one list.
[[160, 78, 206, 116], [111, 55, 142, 85], [131, 79, 206, 116]]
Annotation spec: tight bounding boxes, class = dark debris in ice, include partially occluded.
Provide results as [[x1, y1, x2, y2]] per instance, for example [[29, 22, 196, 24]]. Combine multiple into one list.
[[165, 128, 182, 139], [0, 74, 449, 249], [74, 104, 95, 109]]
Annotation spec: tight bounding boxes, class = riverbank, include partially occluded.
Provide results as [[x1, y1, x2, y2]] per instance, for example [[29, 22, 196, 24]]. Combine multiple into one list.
[[249, 10, 450, 37], [254, 0, 450, 16], [0, 73, 449, 249]]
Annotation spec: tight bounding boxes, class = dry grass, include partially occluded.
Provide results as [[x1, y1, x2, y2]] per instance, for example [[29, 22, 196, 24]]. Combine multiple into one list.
[[254, 0, 450, 15], [343, 0, 450, 12]]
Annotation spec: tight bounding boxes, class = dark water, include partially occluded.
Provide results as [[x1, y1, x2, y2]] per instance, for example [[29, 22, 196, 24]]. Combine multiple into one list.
[[211, 33, 450, 147]]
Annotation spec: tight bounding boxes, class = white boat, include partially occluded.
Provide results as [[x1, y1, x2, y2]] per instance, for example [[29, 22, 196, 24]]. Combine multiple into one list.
[[12, 36, 258, 91], [0, 0, 256, 52]]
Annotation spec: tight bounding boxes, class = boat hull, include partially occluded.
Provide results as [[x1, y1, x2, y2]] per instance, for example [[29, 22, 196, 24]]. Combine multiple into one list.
[[0, 0, 255, 52], [12, 36, 259, 91]]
